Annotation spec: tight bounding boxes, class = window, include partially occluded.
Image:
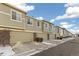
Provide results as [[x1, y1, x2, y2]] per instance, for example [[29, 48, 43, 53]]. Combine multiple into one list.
[[12, 11, 16, 20], [27, 18, 32, 25], [57, 27, 59, 33], [37, 21, 40, 26], [16, 13, 20, 21], [45, 23, 48, 28], [11, 10, 21, 21]]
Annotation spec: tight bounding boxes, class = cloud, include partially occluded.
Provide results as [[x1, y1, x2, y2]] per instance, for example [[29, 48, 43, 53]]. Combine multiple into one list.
[[65, 3, 79, 7], [60, 22, 79, 34], [73, 27, 79, 30], [36, 17, 44, 20], [50, 19, 55, 23], [8, 3, 35, 12], [69, 27, 79, 34], [50, 3, 79, 22], [69, 29, 79, 34], [60, 22, 75, 29]]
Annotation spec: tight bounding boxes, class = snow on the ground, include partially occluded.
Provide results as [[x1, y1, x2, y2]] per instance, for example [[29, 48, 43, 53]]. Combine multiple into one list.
[[0, 45, 15, 56]]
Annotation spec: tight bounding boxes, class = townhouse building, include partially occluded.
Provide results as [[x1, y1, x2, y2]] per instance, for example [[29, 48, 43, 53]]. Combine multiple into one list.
[[0, 3, 74, 45], [63, 28, 74, 38], [25, 16, 43, 42], [0, 3, 27, 45], [54, 26, 60, 39], [58, 27, 64, 38], [49, 23, 56, 40], [41, 20, 55, 41], [0, 3, 54, 44]]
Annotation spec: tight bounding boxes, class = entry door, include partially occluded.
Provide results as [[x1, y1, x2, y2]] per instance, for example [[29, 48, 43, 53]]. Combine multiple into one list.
[[33, 33, 36, 41], [47, 34, 49, 40], [0, 30, 10, 45]]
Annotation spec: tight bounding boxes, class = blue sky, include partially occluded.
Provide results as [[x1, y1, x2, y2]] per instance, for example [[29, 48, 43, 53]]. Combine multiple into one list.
[[26, 3, 79, 34], [27, 3, 66, 23]]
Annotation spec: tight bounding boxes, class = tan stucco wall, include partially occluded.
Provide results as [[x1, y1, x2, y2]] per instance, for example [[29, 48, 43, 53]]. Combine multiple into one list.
[[10, 31, 33, 44], [59, 28, 64, 37], [63, 30, 68, 37], [43, 22, 50, 33], [0, 4, 26, 29], [25, 16, 42, 32], [54, 27, 60, 38], [49, 34, 55, 40]]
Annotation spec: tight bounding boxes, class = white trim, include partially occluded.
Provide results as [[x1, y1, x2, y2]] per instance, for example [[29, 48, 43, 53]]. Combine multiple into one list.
[[0, 11, 10, 16], [26, 18, 33, 26], [10, 9, 22, 22], [35, 21, 41, 28]]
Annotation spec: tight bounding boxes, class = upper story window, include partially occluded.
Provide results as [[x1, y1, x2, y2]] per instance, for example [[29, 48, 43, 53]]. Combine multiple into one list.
[[11, 10, 21, 21], [27, 18, 32, 25], [45, 23, 48, 28], [52, 25, 54, 29], [37, 21, 40, 26], [57, 27, 59, 33]]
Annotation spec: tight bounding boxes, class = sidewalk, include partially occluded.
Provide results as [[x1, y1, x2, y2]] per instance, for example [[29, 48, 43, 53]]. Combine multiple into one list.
[[14, 37, 75, 56]]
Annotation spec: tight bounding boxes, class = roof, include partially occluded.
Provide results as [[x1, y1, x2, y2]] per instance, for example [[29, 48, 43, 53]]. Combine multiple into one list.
[[42, 20, 54, 25]]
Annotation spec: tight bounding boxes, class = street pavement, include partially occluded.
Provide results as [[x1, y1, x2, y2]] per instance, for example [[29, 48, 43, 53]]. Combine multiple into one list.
[[33, 37, 79, 56], [14, 37, 75, 56]]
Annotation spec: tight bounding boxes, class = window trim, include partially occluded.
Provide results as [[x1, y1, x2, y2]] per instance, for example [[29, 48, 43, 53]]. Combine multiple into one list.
[[27, 18, 33, 26], [26, 18, 33, 27], [36, 21, 41, 28], [11, 9, 22, 22], [44, 23, 49, 30]]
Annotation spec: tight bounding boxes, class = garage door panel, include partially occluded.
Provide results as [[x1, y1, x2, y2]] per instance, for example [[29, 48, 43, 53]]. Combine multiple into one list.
[[10, 31, 33, 44]]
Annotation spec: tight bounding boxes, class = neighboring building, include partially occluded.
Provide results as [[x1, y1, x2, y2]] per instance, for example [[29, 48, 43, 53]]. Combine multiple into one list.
[[25, 16, 43, 42], [63, 28, 74, 38], [58, 27, 64, 38], [54, 26, 60, 39], [41, 20, 52, 41], [54, 26, 65, 39], [49, 23, 56, 40]]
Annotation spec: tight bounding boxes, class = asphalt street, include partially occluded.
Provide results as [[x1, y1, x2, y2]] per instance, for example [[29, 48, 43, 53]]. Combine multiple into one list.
[[33, 37, 79, 56]]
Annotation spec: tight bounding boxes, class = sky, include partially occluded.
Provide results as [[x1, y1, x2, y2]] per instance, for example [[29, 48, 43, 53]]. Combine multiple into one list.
[[25, 3, 79, 34], [11, 3, 79, 34]]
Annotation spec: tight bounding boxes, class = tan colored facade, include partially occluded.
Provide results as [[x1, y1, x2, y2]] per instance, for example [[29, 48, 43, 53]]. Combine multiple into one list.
[[0, 3, 26, 29], [54, 26, 60, 39], [42, 20, 55, 41], [0, 3, 73, 44], [63, 28, 73, 37], [25, 16, 43, 33], [0, 3, 33, 44], [58, 27, 64, 37], [49, 24, 56, 39]]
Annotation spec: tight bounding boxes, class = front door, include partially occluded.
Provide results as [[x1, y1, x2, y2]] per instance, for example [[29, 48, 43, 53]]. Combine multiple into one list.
[[47, 34, 49, 40], [33, 33, 36, 41]]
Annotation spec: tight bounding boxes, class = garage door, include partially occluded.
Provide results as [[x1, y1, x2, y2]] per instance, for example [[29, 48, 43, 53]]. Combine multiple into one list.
[[0, 30, 10, 45], [10, 31, 33, 44], [37, 33, 47, 42]]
